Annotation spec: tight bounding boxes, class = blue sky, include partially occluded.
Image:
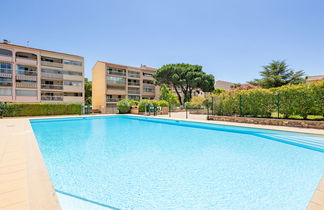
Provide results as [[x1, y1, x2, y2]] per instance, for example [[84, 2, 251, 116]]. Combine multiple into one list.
[[1, 0, 323, 82]]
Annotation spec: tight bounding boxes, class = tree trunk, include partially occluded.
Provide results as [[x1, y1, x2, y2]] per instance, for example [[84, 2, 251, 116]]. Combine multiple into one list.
[[174, 87, 183, 105]]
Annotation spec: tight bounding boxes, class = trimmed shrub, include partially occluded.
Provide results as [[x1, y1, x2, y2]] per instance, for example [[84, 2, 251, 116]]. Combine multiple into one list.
[[2, 103, 82, 117], [117, 99, 131, 114]]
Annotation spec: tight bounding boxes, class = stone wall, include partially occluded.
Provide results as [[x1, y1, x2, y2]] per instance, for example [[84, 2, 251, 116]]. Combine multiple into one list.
[[207, 116, 324, 129]]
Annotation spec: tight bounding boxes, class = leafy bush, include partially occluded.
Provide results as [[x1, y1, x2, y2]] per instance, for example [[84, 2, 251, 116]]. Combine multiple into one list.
[[186, 96, 205, 109], [158, 100, 169, 107], [129, 100, 139, 106], [210, 81, 324, 119], [117, 99, 131, 114], [138, 99, 152, 112], [2, 103, 81, 117]]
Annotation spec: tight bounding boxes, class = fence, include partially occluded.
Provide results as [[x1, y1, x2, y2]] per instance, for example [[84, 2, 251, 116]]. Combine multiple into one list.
[[207, 84, 324, 120]]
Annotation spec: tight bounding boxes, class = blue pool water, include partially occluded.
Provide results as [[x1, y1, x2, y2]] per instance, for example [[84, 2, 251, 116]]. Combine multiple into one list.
[[31, 116, 324, 209]]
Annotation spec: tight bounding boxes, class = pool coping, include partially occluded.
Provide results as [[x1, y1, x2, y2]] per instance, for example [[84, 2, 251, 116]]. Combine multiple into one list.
[[0, 114, 323, 209]]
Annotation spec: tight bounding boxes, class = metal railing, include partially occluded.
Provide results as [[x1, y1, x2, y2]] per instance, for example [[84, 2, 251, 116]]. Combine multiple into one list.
[[0, 82, 12, 87], [41, 96, 64, 101], [107, 70, 126, 76], [41, 84, 63, 90], [128, 82, 140, 86], [16, 83, 37, 88], [128, 90, 140, 94], [16, 71, 37, 76], [128, 73, 140, 78], [106, 98, 123, 102], [41, 61, 63, 68]]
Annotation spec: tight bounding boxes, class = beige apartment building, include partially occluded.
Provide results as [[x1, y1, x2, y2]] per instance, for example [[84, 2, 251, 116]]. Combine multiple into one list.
[[0, 42, 84, 104], [92, 61, 159, 113]]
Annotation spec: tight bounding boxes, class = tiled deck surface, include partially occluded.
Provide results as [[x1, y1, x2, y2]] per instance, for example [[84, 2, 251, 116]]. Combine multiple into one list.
[[0, 118, 61, 210], [0, 113, 323, 209]]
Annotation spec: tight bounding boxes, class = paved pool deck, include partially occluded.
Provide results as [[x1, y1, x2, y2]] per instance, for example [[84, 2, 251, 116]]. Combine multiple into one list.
[[0, 114, 323, 210]]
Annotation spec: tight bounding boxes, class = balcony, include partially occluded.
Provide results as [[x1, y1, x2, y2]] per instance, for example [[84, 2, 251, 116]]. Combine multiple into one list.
[[0, 70, 12, 78], [41, 84, 63, 90], [143, 83, 155, 88], [16, 75, 37, 81], [128, 72, 140, 78], [41, 61, 63, 68], [16, 83, 37, 89], [107, 70, 126, 77], [41, 73, 63, 80], [16, 52, 38, 66], [41, 96, 63, 101], [106, 98, 123, 102], [0, 55, 13, 63], [128, 82, 140, 86], [128, 89, 140, 95], [0, 82, 12, 87]]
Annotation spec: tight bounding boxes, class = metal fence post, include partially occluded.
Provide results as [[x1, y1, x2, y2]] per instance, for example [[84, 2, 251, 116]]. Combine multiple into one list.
[[169, 103, 171, 117], [276, 93, 280, 119], [239, 95, 243, 117], [211, 96, 214, 115], [185, 104, 188, 119]]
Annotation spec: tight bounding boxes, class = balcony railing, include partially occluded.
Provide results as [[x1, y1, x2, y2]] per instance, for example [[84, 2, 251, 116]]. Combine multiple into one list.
[[41, 96, 63, 101], [16, 71, 37, 76], [107, 70, 126, 76], [0, 70, 12, 78], [41, 73, 63, 80], [143, 83, 154, 87], [0, 82, 12, 87], [107, 81, 126, 86], [128, 82, 140, 86], [128, 90, 140, 94], [41, 61, 63, 68], [106, 98, 123, 102], [16, 83, 37, 88], [41, 84, 63, 90], [128, 73, 140, 78]]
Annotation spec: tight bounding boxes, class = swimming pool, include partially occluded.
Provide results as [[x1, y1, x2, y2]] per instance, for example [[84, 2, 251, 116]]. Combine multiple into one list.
[[30, 116, 324, 209]]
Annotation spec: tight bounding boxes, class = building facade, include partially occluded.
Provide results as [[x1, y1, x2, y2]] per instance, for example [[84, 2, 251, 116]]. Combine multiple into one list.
[[92, 61, 159, 113], [0, 43, 84, 104], [214, 80, 235, 91], [306, 75, 324, 83]]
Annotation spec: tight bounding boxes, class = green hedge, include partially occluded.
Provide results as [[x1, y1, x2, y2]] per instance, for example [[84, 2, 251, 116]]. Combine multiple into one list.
[[117, 99, 131, 114], [211, 81, 324, 119], [1, 103, 82, 117]]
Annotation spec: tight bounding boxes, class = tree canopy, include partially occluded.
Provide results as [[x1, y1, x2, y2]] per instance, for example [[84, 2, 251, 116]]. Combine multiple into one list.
[[84, 78, 92, 105], [159, 84, 179, 105], [249, 60, 305, 88], [154, 63, 215, 104]]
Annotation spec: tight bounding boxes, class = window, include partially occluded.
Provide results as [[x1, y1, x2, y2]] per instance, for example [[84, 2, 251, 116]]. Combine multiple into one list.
[[0, 49, 12, 57], [0, 62, 12, 74], [17, 65, 37, 76], [16, 90, 37, 96], [0, 78, 12, 86], [41, 68, 62, 74], [16, 80, 36, 84], [143, 88, 154, 92], [64, 92, 82, 97], [41, 69, 82, 76], [128, 95, 140, 101], [107, 76, 126, 85], [143, 72, 153, 77], [63, 59, 82, 66], [63, 70, 82, 76], [63, 81, 82, 86], [0, 88, 12, 95]]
